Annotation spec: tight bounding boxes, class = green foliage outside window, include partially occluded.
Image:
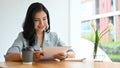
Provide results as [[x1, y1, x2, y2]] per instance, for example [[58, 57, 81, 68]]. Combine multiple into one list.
[[82, 33, 120, 62]]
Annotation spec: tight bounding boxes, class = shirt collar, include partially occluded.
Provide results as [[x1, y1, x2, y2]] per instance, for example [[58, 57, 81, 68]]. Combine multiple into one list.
[[44, 32, 49, 42], [34, 32, 49, 50]]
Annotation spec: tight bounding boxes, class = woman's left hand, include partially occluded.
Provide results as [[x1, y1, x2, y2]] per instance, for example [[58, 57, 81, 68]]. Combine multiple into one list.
[[53, 52, 67, 60]]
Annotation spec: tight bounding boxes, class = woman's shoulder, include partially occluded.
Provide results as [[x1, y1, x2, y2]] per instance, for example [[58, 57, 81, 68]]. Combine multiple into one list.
[[16, 32, 27, 43], [16, 32, 25, 39], [18, 32, 23, 37]]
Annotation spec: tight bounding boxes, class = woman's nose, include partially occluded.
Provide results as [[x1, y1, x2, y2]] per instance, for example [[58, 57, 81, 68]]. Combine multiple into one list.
[[39, 20, 44, 25]]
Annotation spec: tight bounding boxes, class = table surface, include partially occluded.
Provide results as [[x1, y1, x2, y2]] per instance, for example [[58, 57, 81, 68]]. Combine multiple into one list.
[[0, 60, 120, 68]]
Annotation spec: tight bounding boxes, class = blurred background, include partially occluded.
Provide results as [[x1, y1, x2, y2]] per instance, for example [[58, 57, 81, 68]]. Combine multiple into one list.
[[0, 0, 120, 62], [80, 0, 120, 62]]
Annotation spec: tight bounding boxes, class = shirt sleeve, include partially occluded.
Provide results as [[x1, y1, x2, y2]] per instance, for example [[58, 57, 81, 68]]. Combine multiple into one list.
[[53, 32, 75, 52], [6, 32, 23, 54]]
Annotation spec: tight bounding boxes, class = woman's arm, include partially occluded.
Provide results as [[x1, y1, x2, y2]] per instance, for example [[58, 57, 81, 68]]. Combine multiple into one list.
[[5, 46, 22, 61], [53, 32, 75, 60], [5, 53, 22, 61], [5, 32, 23, 61]]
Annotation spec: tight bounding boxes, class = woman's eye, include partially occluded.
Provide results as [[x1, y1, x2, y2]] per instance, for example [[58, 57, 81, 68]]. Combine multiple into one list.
[[34, 20, 38, 22], [43, 18, 46, 20]]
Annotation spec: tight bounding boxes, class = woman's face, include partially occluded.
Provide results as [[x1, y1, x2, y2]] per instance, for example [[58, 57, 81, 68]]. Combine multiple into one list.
[[34, 11, 48, 33]]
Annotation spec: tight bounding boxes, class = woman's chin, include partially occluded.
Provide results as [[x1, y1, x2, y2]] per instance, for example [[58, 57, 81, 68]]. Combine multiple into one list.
[[36, 28, 45, 32], [39, 29, 44, 32]]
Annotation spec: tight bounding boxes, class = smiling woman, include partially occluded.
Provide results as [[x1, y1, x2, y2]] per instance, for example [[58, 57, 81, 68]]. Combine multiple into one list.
[[0, 0, 70, 62], [4, 2, 75, 62]]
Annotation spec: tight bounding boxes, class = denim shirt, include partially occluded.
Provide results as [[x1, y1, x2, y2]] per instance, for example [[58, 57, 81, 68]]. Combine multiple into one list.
[[6, 32, 65, 53]]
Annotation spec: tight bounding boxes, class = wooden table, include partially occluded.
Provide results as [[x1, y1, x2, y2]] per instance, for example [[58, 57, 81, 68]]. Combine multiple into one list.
[[0, 60, 120, 68]]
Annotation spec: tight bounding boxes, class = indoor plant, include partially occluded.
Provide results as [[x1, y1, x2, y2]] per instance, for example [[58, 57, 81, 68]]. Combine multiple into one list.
[[90, 22, 113, 59]]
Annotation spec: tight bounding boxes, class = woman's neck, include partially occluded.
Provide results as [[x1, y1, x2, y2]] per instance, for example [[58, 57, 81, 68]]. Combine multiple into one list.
[[36, 31, 44, 38], [36, 31, 44, 47]]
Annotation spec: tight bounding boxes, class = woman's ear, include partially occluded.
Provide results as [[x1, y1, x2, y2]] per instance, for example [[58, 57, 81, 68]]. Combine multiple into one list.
[[45, 24, 49, 31]]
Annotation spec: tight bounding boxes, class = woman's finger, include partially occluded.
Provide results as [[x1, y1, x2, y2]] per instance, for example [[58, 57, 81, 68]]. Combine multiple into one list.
[[34, 50, 44, 56]]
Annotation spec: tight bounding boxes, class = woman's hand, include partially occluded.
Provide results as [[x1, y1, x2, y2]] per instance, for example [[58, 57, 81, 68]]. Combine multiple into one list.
[[33, 50, 44, 61], [53, 52, 75, 61], [53, 52, 67, 60], [66, 52, 75, 58]]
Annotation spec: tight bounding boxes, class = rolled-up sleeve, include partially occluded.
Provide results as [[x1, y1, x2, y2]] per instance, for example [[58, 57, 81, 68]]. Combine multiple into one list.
[[6, 32, 23, 54], [53, 32, 74, 53]]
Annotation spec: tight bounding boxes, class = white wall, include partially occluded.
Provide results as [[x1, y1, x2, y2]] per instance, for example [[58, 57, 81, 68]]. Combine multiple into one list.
[[70, 0, 82, 58], [0, 0, 70, 61]]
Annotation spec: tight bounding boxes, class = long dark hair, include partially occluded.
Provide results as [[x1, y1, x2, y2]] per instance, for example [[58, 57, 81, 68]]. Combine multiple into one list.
[[23, 2, 50, 46]]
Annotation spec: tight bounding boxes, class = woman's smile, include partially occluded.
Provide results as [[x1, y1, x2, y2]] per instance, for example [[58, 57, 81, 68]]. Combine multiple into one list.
[[38, 25, 44, 29]]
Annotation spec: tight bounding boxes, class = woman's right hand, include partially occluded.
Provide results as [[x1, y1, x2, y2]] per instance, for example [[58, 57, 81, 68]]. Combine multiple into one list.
[[33, 50, 44, 61]]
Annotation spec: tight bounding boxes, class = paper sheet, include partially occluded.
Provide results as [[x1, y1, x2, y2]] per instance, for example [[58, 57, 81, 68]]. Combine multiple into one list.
[[40, 46, 71, 60], [65, 58, 86, 62]]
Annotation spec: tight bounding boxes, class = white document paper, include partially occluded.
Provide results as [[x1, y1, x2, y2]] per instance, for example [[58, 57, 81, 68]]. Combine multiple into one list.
[[65, 58, 86, 62], [40, 46, 71, 60]]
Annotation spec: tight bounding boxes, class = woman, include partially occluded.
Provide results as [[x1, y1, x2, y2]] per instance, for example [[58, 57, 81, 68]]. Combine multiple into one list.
[[5, 2, 75, 61]]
